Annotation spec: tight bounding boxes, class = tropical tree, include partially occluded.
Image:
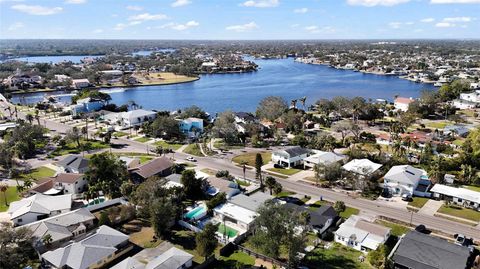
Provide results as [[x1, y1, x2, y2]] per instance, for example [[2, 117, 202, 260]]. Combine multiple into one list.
[[264, 176, 277, 195], [255, 153, 264, 187], [42, 234, 53, 247], [334, 201, 346, 213], [0, 183, 9, 206], [0, 223, 36, 269], [195, 222, 218, 260], [240, 160, 248, 180], [151, 198, 177, 239], [85, 152, 129, 198]]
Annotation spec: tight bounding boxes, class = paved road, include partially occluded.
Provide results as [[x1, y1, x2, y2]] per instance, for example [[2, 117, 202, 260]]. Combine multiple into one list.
[[2, 100, 479, 241]]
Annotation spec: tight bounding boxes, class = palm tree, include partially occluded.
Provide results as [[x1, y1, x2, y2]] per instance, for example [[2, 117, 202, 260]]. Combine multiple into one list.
[[0, 183, 9, 207], [290, 99, 297, 109], [42, 234, 53, 247], [313, 164, 323, 186], [264, 176, 277, 195], [239, 160, 248, 180], [299, 96, 307, 110], [26, 114, 34, 124], [35, 110, 41, 125], [23, 178, 33, 190]]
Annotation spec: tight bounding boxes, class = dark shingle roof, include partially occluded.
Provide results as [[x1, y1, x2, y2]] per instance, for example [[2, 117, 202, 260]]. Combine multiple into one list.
[[392, 231, 470, 269], [283, 147, 310, 158], [283, 204, 337, 228], [132, 157, 173, 179]]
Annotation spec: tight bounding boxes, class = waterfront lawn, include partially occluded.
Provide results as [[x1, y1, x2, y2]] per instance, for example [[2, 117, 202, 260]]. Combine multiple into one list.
[[153, 140, 183, 151], [232, 152, 272, 167], [134, 137, 152, 143], [133, 72, 198, 86], [20, 166, 56, 181], [184, 143, 204, 157], [438, 204, 480, 222], [267, 167, 301, 176], [408, 197, 430, 208], [303, 243, 374, 269], [0, 187, 21, 212], [375, 220, 411, 237]]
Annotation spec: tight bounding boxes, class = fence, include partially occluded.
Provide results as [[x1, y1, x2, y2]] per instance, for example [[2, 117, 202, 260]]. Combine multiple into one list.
[[237, 245, 287, 268], [178, 220, 202, 233]]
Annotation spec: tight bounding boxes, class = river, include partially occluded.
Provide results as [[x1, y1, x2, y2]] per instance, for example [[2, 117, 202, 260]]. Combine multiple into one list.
[[11, 57, 436, 114]]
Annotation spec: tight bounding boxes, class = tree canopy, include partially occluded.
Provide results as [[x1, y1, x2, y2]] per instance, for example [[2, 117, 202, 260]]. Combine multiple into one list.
[[85, 152, 129, 198]]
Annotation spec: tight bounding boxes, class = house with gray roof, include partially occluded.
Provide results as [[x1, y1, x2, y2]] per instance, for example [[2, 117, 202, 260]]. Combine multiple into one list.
[[303, 150, 347, 168], [7, 193, 72, 226], [41, 225, 131, 269], [23, 208, 95, 250], [383, 165, 431, 197], [390, 231, 471, 269], [112, 246, 193, 269], [335, 215, 390, 252], [283, 203, 338, 234], [272, 146, 310, 168], [56, 155, 89, 174]]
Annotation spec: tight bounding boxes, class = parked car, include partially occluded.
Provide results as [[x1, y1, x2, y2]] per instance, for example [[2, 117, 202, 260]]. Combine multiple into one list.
[[186, 157, 197, 162], [401, 193, 412, 201]]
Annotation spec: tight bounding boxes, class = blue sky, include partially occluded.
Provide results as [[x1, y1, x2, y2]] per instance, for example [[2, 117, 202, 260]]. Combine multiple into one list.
[[1, 0, 479, 39]]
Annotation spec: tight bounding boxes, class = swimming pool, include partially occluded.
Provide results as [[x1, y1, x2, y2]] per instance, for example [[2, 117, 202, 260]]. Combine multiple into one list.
[[184, 205, 207, 220]]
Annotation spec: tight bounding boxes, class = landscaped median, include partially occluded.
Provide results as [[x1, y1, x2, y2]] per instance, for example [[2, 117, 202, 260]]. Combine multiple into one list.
[[232, 152, 272, 167]]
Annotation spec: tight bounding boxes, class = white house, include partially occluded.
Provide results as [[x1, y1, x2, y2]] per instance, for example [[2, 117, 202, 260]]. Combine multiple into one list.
[[459, 91, 480, 103], [430, 184, 480, 211], [51, 173, 87, 195], [452, 99, 478, 110], [71, 78, 90, 89], [105, 109, 157, 129], [335, 215, 391, 252], [112, 246, 193, 269], [7, 194, 72, 226], [342, 159, 382, 176], [394, 97, 415, 112], [272, 146, 310, 168], [383, 165, 431, 197], [303, 150, 347, 168], [178, 117, 204, 138]]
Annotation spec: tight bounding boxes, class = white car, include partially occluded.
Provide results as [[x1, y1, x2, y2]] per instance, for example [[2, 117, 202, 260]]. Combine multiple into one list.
[[186, 157, 197, 162]]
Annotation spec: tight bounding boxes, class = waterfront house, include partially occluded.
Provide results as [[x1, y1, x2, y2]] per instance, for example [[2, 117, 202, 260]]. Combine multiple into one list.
[[453, 99, 478, 110], [394, 97, 415, 112], [120, 109, 157, 129], [459, 91, 480, 103], [29, 173, 87, 196], [130, 157, 173, 183], [69, 97, 104, 116], [335, 215, 391, 252], [383, 165, 431, 197], [390, 231, 471, 269], [71, 78, 90, 89], [111, 245, 193, 269], [303, 150, 347, 168], [41, 225, 132, 269], [430, 184, 480, 210], [272, 146, 310, 168], [342, 159, 382, 177], [56, 155, 89, 174], [8, 194, 72, 226], [178, 117, 204, 138], [23, 208, 95, 250]]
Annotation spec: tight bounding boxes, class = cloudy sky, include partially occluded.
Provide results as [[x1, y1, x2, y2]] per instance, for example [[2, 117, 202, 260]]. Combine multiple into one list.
[[0, 0, 479, 39]]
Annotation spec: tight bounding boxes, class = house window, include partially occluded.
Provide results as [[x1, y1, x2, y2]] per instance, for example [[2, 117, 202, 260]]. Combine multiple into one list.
[[17, 218, 22, 223], [458, 198, 463, 202]]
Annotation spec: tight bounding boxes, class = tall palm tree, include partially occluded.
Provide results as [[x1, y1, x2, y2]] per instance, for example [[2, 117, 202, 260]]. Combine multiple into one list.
[[290, 99, 297, 109], [0, 183, 9, 207], [35, 110, 41, 125], [26, 114, 34, 124], [239, 160, 248, 180], [299, 96, 307, 110]]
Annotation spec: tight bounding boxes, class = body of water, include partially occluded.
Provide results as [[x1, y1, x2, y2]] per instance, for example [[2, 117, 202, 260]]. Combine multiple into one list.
[[2, 55, 104, 64], [132, 48, 176, 56], [11, 58, 436, 114]]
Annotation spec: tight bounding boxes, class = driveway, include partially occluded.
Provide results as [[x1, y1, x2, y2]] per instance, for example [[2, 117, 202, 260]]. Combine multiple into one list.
[[418, 200, 444, 216]]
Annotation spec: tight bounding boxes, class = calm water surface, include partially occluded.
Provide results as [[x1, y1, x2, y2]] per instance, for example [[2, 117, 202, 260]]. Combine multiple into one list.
[[3, 55, 104, 64], [12, 58, 436, 114]]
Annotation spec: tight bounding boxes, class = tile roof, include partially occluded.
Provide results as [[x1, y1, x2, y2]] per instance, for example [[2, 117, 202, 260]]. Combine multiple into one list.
[[53, 173, 84, 184]]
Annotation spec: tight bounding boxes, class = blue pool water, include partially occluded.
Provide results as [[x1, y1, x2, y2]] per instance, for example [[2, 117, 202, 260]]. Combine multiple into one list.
[[184, 206, 206, 220]]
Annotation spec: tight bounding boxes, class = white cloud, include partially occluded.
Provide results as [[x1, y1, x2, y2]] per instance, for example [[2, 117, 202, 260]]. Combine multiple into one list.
[[388, 21, 414, 28], [65, 0, 86, 4], [160, 20, 199, 30], [436, 22, 455, 27], [226, 21, 258, 32], [346, 0, 410, 6], [11, 4, 62, 15], [114, 23, 126, 31], [92, 29, 103, 34], [171, 0, 192, 7], [431, 0, 480, 3], [126, 5, 143, 11], [128, 13, 168, 21], [293, 7, 308, 13], [304, 25, 335, 33], [241, 0, 279, 8], [443, 16, 472, 22], [420, 18, 435, 22], [8, 22, 24, 31]]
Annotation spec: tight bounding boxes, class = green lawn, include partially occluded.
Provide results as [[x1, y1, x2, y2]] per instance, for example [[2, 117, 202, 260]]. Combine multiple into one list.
[[339, 207, 360, 219], [0, 187, 21, 212], [138, 156, 154, 164], [113, 131, 128, 137], [463, 185, 480, 192], [438, 204, 480, 222], [275, 190, 296, 198], [167, 227, 205, 264], [50, 140, 109, 157], [153, 140, 183, 151], [303, 243, 374, 269], [232, 152, 272, 167], [376, 220, 411, 237], [452, 139, 465, 147], [213, 251, 255, 268], [408, 197, 430, 208], [19, 166, 56, 181], [426, 121, 450, 129], [134, 137, 152, 143], [235, 179, 251, 186], [214, 140, 245, 150], [267, 167, 302, 176], [184, 143, 204, 157]]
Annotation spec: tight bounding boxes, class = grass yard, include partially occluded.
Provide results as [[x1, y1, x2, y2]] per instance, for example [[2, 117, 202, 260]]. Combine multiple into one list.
[[426, 121, 450, 129], [138, 156, 154, 164], [0, 187, 21, 212], [212, 251, 255, 268], [50, 140, 109, 157], [134, 137, 152, 143], [167, 227, 205, 264], [214, 140, 245, 150], [153, 140, 183, 151], [19, 166, 56, 181], [408, 197, 430, 208], [303, 243, 374, 269], [200, 168, 217, 176], [463, 185, 480, 192], [184, 143, 204, 157], [232, 152, 272, 167], [267, 167, 302, 176], [235, 179, 251, 186], [123, 220, 162, 248], [113, 131, 128, 137], [339, 207, 360, 219], [275, 190, 296, 198], [438, 204, 480, 222], [453, 139, 465, 147], [376, 220, 411, 237]]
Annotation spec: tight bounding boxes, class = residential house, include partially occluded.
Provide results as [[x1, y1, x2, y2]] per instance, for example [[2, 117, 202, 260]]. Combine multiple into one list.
[[206, 177, 241, 198], [23, 208, 95, 249], [459, 91, 480, 103], [390, 231, 471, 269], [7, 194, 72, 226], [41, 225, 132, 269], [335, 215, 391, 252], [104, 109, 157, 129], [342, 159, 382, 177], [303, 150, 347, 169], [283, 203, 338, 235], [443, 124, 471, 138], [29, 173, 87, 196], [383, 165, 431, 197], [71, 78, 90, 89], [430, 184, 480, 211], [453, 99, 478, 110], [272, 146, 310, 168], [394, 97, 415, 112], [178, 117, 204, 138], [119, 156, 141, 169], [56, 155, 89, 174], [4, 73, 42, 87], [130, 157, 174, 183], [111, 246, 193, 269], [70, 97, 104, 116]]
